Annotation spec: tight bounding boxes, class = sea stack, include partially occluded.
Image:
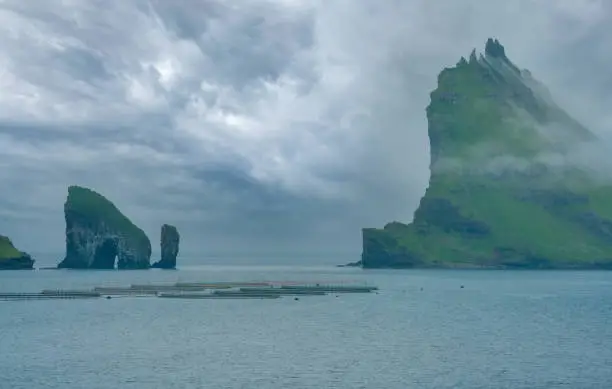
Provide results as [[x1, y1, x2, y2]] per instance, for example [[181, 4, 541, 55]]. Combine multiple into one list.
[[0, 235, 34, 270], [152, 224, 180, 269], [359, 38, 612, 269], [57, 186, 152, 269]]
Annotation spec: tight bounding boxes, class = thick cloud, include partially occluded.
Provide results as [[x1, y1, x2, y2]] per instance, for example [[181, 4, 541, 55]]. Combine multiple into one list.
[[0, 0, 611, 259]]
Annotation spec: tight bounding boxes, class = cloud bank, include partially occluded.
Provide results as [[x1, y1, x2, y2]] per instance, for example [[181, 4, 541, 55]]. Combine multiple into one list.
[[0, 0, 611, 260]]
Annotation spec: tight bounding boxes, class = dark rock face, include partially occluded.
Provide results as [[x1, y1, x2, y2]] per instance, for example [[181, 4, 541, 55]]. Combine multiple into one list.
[[59, 211, 151, 269], [0, 253, 34, 270], [0, 254, 35, 270], [484, 38, 506, 58], [412, 197, 490, 237], [338, 260, 362, 267], [516, 189, 589, 209], [57, 186, 151, 269], [575, 212, 612, 242], [491, 247, 553, 269], [152, 224, 180, 269], [361, 229, 423, 268]]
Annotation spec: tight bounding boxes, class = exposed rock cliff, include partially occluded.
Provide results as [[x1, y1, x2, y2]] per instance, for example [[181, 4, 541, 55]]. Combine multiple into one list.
[[0, 235, 34, 270], [359, 38, 612, 269], [152, 224, 179, 269], [57, 186, 152, 269]]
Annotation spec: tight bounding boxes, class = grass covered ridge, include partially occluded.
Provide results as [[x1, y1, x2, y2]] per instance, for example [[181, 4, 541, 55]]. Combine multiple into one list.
[[0, 235, 23, 259], [361, 39, 612, 269], [66, 185, 150, 250]]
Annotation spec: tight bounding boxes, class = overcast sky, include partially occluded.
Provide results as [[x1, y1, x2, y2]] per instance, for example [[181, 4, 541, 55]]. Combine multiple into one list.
[[0, 0, 611, 259]]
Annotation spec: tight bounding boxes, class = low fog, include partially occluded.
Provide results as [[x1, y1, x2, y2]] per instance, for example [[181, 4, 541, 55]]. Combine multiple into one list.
[[0, 0, 611, 259]]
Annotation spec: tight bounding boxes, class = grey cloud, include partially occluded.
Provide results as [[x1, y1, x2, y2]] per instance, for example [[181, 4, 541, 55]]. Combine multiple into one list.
[[0, 0, 611, 262]]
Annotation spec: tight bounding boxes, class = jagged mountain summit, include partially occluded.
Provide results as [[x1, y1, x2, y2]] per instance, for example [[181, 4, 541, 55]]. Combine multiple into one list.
[[359, 38, 612, 269]]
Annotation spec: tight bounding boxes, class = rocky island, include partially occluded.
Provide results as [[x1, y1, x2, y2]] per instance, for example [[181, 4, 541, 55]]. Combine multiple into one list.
[[151, 224, 180, 269], [57, 186, 152, 269], [359, 38, 612, 269], [0, 235, 34, 270]]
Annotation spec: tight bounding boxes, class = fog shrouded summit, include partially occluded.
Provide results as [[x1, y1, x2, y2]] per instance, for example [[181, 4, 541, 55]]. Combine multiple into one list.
[[361, 38, 612, 269], [0, 1, 611, 258]]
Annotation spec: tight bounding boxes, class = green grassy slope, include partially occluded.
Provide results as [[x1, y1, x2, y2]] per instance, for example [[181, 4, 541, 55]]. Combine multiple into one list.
[[361, 39, 612, 269], [0, 235, 34, 269], [65, 185, 150, 253], [0, 235, 22, 259]]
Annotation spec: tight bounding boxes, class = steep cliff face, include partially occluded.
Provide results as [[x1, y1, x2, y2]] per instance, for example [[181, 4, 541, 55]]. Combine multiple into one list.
[[0, 235, 34, 270], [152, 224, 179, 269], [57, 186, 152, 269], [360, 38, 612, 269]]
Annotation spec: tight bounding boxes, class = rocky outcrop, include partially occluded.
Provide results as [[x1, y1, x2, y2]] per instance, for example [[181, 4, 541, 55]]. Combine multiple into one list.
[[0, 235, 34, 270], [57, 186, 151, 269], [151, 224, 179, 269], [358, 38, 612, 269], [484, 38, 506, 59]]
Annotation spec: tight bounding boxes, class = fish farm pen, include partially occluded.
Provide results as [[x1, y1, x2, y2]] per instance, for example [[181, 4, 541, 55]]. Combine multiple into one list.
[[0, 291, 101, 301], [0, 281, 378, 301]]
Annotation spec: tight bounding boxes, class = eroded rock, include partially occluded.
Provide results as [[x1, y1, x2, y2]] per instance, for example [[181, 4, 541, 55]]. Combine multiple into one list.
[[57, 186, 151, 269], [152, 224, 179, 269]]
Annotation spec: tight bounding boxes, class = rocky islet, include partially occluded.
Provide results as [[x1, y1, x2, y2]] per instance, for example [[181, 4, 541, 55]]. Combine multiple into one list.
[[152, 224, 180, 269], [1, 186, 180, 270], [57, 186, 153, 269]]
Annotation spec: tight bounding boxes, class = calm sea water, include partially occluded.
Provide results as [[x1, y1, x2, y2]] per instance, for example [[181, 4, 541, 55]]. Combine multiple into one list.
[[1, 262, 611, 389]]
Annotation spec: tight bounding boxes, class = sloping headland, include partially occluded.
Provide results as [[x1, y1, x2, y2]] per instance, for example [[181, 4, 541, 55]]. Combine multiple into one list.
[[358, 39, 612, 269], [0, 235, 34, 270]]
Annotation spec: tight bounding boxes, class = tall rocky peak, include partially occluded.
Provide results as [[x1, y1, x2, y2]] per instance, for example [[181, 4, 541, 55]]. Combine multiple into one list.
[[484, 38, 506, 59], [427, 38, 592, 171], [469, 49, 477, 63], [358, 39, 612, 270], [0, 235, 34, 270], [57, 185, 152, 269], [152, 224, 180, 269]]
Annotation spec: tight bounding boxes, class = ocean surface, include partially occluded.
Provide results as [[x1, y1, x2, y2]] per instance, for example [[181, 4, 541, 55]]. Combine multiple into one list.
[[1, 258, 612, 389]]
